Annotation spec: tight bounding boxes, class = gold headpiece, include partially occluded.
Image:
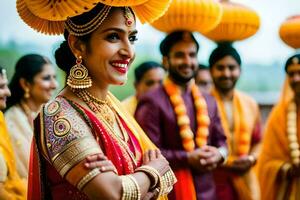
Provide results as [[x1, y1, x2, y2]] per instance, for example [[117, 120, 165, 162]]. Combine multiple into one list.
[[65, 6, 112, 37], [17, 0, 172, 35], [124, 7, 134, 27]]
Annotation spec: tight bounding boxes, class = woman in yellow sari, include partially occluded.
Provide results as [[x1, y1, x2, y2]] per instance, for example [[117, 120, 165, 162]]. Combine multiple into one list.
[[257, 54, 300, 200], [16, 1, 176, 199], [0, 67, 26, 200]]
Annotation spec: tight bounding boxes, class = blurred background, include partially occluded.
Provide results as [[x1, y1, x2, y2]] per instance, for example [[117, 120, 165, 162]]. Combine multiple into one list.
[[1, 0, 300, 111]]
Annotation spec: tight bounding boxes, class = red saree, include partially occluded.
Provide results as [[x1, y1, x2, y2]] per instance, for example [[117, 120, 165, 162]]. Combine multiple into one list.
[[28, 97, 143, 199]]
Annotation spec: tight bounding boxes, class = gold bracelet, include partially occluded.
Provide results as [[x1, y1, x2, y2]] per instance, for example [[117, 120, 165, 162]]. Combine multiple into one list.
[[120, 175, 141, 200], [161, 169, 177, 195], [135, 165, 160, 190], [77, 168, 100, 190], [128, 175, 141, 200]]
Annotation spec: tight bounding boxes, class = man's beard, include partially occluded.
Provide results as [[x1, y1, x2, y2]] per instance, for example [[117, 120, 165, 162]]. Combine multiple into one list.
[[168, 66, 195, 85], [214, 77, 238, 94]]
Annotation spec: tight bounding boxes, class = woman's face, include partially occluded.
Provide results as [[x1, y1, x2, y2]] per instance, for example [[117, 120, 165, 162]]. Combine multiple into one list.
[[82, 8, 137, 87], [28, 64, 58, 104]]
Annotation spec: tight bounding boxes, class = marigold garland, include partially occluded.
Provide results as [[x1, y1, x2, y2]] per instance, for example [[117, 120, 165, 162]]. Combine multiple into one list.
[[287, 101, 300, 165], [211, 89, 250, 160], [163, 78, 210, 152]]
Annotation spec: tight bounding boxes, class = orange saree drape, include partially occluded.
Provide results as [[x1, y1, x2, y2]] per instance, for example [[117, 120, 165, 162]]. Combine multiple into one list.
[[211, 89, 261, 200]]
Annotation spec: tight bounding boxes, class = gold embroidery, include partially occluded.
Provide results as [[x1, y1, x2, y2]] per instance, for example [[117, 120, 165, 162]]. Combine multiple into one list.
[[53, 118, 71, 137], [52, 137, 101, 177], [45, 100, 61, 116], [40, 111, 51, 163]]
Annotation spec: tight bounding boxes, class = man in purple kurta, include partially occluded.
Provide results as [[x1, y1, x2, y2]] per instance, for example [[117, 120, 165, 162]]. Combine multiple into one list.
[[135, 31, 227, 200]]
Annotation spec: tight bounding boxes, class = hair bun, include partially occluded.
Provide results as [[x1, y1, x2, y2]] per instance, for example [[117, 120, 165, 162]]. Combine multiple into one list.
[[55, 41, 75, 74]]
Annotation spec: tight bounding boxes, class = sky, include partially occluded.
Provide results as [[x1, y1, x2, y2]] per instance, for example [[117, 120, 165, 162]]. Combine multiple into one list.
[[0, 0, 300, 65]]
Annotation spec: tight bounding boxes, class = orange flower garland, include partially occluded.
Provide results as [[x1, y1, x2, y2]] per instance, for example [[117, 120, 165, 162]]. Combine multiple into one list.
[[211, 89, 251, 160], [164, 78, 210, 152]]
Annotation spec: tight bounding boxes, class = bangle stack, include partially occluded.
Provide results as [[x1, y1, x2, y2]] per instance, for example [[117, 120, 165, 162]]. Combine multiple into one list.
[[135, 165, 177, 197], [160, 168, 177, 195], [120, 175, 141, 200], [135, 165, 160, 190]]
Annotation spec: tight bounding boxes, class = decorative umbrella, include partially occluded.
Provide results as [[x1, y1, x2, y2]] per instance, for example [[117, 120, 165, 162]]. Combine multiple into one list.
[[203, 0, 260, 42], [150, 0, 223, 33], [279, 15, 300, 49]]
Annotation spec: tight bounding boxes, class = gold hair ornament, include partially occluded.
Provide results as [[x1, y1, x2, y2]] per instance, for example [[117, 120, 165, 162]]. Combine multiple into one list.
[[124, 7, 134, 27], [65, 5, 112, 36]]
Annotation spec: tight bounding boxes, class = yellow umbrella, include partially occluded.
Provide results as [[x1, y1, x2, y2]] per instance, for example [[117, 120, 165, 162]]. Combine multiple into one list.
[[279, 15, 300, 49], [203, 0, 260, 42], [17, 0, 172, 35], [151, 0, 223, 33]]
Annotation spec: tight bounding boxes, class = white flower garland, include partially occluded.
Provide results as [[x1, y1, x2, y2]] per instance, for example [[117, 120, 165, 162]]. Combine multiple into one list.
[[287, 101, 300, 165]]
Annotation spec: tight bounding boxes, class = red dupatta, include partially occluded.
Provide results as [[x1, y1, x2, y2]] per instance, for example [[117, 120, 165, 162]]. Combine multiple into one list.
[[27, 97, 143, 199]]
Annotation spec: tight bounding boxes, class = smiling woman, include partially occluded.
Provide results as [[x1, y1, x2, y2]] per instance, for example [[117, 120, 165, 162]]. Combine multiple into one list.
[[4, 54, 58, 181], [16, 1, 176, 200]]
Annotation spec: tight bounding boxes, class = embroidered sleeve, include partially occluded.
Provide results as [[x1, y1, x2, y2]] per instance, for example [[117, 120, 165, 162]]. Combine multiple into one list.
[[38, 98, 102, 189], [0, 153, 7, 182]]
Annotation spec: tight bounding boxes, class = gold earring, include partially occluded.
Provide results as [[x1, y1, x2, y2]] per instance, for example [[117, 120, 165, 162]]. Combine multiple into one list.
[[67, 56, 92, 89], [24, 88, 30, 99]]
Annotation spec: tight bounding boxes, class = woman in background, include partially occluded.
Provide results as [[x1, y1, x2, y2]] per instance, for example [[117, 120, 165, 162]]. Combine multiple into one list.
[[5, 54, 58, 180]]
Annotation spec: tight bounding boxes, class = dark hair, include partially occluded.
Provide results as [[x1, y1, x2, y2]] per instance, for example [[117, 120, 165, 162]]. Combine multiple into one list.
[[55, 4, 135, 75], [285, 54, 300, 72], [134, 61, 163, 83], [0, 65, 3, 75], [160, 30, 199, 57], [6, 54, 51, 110], [209, 42, 241, 68]]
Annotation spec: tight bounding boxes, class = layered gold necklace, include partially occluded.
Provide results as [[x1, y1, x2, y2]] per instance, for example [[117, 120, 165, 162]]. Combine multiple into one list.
[[76, 89, 128, 142], [163, 78, 210, 152], [287, 101, 300, 165]]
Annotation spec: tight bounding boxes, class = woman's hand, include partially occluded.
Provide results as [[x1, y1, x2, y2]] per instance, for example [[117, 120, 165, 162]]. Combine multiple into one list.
[[142, 149, 170, 176], [84, 153, 118, 174]]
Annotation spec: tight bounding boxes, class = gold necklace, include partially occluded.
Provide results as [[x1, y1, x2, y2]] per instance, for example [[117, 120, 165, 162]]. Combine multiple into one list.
[[75, 89, 128, 142], [74, 89, 137, 166], [76, 89, 115, 127]]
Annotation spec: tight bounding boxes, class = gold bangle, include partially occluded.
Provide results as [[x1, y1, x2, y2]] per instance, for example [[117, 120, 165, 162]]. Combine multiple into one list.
[[120, 175, 141, 200], [128, 175, 141, 200], [161, 169, 177, 195], [77, 168, 100, 190], [135, 165, 160, 190]]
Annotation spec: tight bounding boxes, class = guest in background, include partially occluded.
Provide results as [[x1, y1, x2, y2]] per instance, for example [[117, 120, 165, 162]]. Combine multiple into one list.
[[122, 61, 165, 115], [5, 54, 58, 180], [195, 64, 213, 93], [0, 66, 26, 199]]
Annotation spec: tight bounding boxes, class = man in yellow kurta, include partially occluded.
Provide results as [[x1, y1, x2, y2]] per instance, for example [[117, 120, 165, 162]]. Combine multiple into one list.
[[257, 54, 300, 200], [0, 67, 26, 200], [209, 43, 262, 200]]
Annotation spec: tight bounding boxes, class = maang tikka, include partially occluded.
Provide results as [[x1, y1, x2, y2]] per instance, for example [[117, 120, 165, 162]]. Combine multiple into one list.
[[67, 56, 92, 89]]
